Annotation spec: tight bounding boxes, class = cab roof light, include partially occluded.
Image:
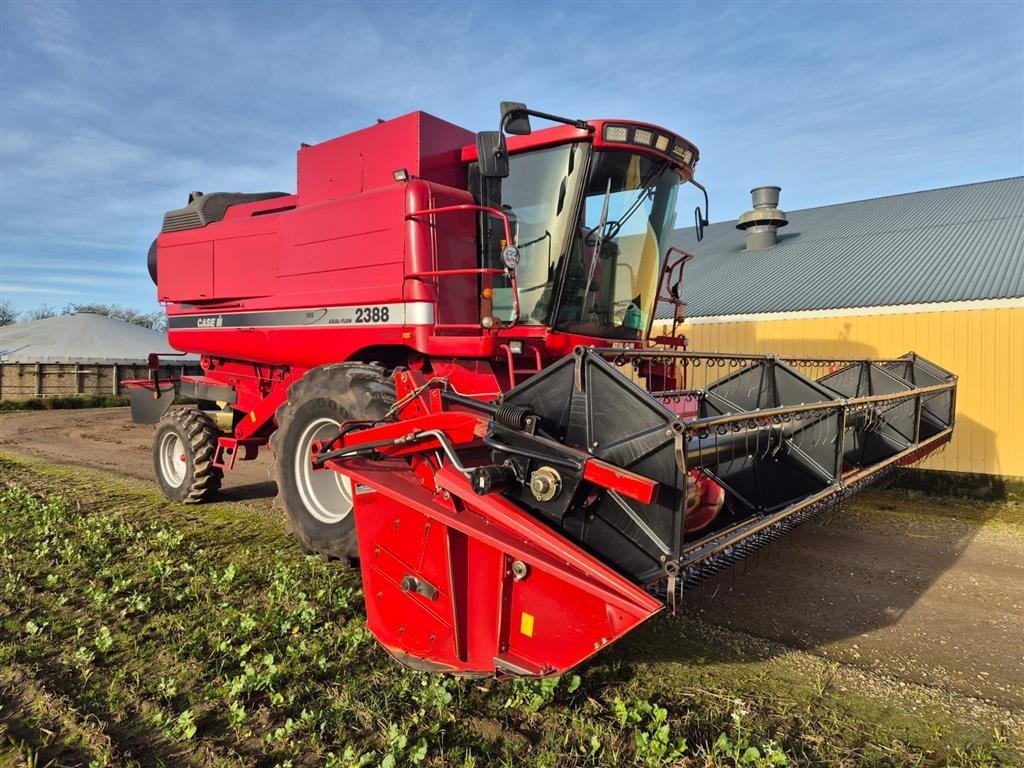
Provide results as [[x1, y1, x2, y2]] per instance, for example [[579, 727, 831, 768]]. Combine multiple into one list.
[[603, 124, 629, 142], [671, 143, 695, 166], [604, 124, 694, 166]]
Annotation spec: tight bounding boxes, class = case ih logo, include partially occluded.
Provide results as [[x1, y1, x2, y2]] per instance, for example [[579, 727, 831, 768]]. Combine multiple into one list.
[[196, 316, 224, 328]]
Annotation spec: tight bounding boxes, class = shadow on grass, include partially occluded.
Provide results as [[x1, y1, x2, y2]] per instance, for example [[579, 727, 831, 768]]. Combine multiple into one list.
[[217, 479, 278, 502]]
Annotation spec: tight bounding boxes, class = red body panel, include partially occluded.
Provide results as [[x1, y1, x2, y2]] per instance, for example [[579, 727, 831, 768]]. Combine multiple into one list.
[[307, 371, 678, 675], [347, 461, 661, 676], [163, 180, 487, 367], [159, 112, 482, 369]]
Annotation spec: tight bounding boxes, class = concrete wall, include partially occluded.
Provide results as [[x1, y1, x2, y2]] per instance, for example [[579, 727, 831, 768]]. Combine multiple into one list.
[[0, 364, 194, 400]]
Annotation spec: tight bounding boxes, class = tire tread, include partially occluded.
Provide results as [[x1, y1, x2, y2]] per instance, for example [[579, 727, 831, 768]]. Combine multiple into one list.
[[269, 363, 395, 562], [153, 409, 223, 503]]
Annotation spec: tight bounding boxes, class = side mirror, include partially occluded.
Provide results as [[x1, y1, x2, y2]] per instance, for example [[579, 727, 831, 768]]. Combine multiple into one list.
[[500, 101, 532, 135], [692, 180, 710, 242], [476, 131, 509, 178]]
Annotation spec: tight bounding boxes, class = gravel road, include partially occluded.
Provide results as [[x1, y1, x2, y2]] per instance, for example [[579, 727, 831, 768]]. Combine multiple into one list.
[[2, 406, 1021, 714]]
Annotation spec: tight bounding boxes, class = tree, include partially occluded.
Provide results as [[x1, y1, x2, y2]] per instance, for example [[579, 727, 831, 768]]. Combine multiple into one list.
[[0, 299, 17, 326], [61, 303, 166, 331], [21, 304, 57, 322]]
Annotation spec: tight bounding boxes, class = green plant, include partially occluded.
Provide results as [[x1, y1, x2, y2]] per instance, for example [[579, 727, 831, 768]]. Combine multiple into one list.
[[698, 709, 788, 767], [612, 697, 688, 767]]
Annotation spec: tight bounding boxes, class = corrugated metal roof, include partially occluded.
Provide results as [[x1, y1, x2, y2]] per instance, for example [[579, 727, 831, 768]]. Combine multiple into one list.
[[0, 313, 194, 364], [665, 176, 1024, 318]]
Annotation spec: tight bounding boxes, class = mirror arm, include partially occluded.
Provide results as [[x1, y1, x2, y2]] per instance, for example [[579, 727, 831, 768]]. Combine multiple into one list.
[[501, 105, 593, 134], [519, 108, 593, 133]]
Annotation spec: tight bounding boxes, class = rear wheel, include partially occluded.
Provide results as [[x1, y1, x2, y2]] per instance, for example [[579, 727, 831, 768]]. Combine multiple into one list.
[[153, 408, 223, 502], [270, 364, 395, 561]]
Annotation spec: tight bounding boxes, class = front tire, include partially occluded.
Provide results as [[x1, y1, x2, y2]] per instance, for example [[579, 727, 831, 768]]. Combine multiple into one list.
[[270, 364, 395, 561], [153, 408, 223, 503]]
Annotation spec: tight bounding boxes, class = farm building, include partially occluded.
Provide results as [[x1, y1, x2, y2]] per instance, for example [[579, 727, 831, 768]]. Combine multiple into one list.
[[661, 176, 1024, 480], [0, 313, 195, 400]]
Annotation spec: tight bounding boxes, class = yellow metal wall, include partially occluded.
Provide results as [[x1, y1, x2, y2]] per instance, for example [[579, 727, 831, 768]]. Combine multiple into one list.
[[665, 306, 1024, 478]]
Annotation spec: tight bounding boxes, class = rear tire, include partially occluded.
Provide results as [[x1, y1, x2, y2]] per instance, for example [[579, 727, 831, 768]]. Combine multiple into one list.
[[153, 408, 223, 503], [270, 364, 395, 561]]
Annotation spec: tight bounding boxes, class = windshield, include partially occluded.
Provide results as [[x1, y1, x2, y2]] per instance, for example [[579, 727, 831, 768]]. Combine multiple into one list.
[[491, 143, 586, 324], [553, 151, 680, 339]]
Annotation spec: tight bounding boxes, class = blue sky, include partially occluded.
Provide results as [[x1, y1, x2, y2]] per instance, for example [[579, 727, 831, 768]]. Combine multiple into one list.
[[1, 0, 1021, 315]]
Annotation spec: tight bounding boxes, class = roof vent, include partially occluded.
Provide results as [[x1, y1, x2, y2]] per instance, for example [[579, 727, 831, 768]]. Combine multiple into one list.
[[737, 186, 788, 249]]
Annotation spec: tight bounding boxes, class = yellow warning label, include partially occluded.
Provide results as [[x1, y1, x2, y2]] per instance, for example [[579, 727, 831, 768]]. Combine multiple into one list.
[[520, 612, 535, 638]]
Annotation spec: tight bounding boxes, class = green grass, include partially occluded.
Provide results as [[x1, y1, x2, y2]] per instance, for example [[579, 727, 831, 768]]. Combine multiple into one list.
[[0, 454, 1020, 768], [851, 486, 1024, 528], [0, 394, 198, 412], [0, 394, 131, 412]]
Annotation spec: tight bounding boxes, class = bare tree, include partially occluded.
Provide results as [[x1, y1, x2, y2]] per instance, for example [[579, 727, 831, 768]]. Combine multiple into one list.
[[62, 303, 166, 331], [0, 299, 17, 326], [21, 304, 57, 321]]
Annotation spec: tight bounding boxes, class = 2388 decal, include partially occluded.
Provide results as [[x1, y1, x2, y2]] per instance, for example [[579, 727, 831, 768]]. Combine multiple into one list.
[[354, 306, 390, 323]]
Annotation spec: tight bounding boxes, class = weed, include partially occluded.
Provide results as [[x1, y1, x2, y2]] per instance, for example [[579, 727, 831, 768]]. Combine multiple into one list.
[[93, 626, 113, 653]]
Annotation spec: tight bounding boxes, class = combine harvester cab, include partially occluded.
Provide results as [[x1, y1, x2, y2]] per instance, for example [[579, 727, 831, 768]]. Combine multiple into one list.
[[318, 346, 956, 676]]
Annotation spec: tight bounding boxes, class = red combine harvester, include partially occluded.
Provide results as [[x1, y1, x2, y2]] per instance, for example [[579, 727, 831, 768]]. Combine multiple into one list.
[[128, 103, 957, 677]]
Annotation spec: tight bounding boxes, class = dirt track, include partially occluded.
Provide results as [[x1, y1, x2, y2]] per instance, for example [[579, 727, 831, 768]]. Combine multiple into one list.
[[2, 406, 1022, 715]]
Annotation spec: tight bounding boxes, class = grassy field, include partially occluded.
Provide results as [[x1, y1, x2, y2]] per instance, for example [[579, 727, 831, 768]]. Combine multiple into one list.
[[1, 454, 1020, 768]]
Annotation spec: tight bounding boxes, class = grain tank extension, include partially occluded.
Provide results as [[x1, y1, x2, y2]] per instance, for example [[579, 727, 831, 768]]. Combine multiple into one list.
[[126, 103, 957, 676]]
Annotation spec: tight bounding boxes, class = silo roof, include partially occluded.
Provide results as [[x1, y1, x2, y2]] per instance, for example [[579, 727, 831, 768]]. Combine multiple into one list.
[[0, 313, 194, 364]]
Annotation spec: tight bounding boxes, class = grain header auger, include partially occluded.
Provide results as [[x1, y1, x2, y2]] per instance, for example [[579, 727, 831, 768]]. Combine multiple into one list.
[[126, 102, 957, 677]]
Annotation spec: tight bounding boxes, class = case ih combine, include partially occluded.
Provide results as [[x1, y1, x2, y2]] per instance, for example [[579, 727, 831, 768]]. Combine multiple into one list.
[[129, 103, 957, 677]]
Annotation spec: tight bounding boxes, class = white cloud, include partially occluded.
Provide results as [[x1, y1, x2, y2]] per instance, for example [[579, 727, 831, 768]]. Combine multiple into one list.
[[1, 283, 79, 296]]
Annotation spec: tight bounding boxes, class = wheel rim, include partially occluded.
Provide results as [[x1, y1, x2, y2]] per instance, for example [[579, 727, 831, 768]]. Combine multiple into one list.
[[294, 416, 354, 524], [159, 431, 188, 487]]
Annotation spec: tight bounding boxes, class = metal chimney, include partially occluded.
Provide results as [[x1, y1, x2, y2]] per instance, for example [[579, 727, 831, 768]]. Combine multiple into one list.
[[737, 186, 788, 249]]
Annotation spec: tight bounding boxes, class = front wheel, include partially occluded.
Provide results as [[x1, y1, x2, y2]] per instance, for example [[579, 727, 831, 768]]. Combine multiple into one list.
[[153, 408, 223, 503], [270, 363, 395, 561]]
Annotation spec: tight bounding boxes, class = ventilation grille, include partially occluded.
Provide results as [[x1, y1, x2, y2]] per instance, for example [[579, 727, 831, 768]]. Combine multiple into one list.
[[161, 191, 289, 233]]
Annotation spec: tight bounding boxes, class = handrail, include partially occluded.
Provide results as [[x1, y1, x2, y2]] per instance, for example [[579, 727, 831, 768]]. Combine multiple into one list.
[[405, 204, 520, 322], [645, 246, 694, 343], [406, 203, 514, 244], [659, 247, 694, 303]]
